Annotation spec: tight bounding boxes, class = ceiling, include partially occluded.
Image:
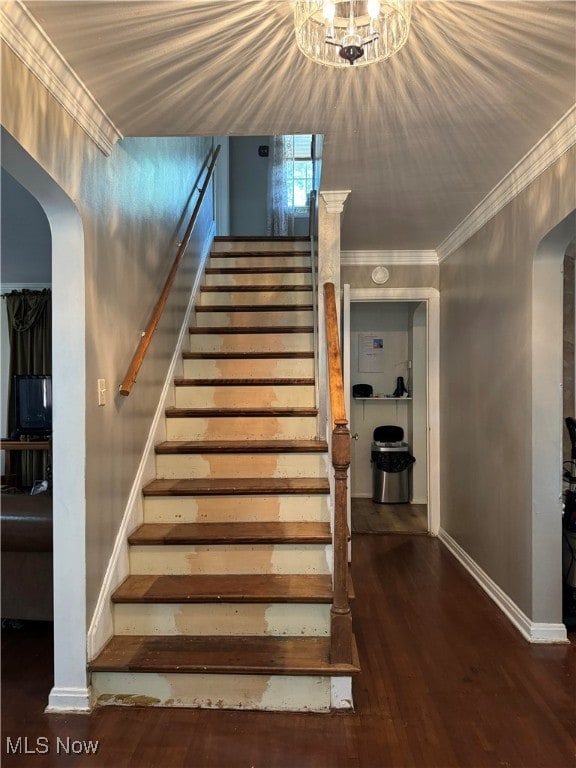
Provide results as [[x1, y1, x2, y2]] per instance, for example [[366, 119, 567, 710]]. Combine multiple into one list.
[[22, 0, 576, 251]]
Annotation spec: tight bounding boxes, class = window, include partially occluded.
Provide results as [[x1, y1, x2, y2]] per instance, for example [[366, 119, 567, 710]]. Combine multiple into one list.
[[291, 135, 313, 216]]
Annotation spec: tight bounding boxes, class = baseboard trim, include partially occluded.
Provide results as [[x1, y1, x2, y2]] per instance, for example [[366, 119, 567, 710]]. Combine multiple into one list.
[[438, 528, 568, 644], [86, 223, 215, 661], [330, 677, 353, 710], [46, 686, 92, 713]]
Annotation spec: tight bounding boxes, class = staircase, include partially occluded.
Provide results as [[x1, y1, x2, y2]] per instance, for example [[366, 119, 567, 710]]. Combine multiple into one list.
[[90, 237, 359, 712]]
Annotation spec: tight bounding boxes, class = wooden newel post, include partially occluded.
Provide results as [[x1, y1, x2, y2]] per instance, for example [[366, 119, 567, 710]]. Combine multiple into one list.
[[324, 281, 354, 666], [330, 420, 353, 665]]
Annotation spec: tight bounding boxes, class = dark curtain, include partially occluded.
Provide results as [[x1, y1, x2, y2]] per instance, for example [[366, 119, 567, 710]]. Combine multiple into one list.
[[4, 289, 52, 489]]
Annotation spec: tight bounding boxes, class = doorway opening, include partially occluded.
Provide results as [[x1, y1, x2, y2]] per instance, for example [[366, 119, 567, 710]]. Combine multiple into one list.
[[343, 286, 440, 538], [1, 128, 89, 710], [532, 210, 576, 638], [226, 134, 322, 237]]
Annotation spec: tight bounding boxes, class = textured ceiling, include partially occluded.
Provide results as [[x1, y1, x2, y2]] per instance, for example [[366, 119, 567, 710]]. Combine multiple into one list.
[[23, 0, 576, 251]]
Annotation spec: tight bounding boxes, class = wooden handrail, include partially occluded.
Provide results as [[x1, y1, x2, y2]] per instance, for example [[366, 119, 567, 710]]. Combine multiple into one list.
[[119, 144, 221, 396], [323, 281, 353, 665], [308, 190, 319, 417]]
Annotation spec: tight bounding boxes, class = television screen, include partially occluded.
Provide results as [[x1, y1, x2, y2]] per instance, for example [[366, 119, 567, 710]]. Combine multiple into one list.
[[13, 375, 52, 438]]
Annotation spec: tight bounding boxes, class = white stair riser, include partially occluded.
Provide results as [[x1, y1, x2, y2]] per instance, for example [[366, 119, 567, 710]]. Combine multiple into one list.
[[199, 290, 312, 306], [143, 494, 330, 524], [189, 332, 313, 354], [114, 603, 330, 637], [196, 310, 313, 327], [91, 672, 331, 712], [205, 273, 311, 287], [155, 453, 326, 480], [174, 385, 315, 409], [166, 416, 318, 441], [129, 544, 331, 575], [211, 241, 309, 254], [183, 357, 314, 379], [210, 255, 310, 269]]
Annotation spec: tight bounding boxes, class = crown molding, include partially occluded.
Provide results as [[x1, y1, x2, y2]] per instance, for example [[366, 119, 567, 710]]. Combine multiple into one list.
[[437, 105, 576, 263], [320, 190, 351, 214], [0, 1, 123, 156], [341, 250, 438, 266]]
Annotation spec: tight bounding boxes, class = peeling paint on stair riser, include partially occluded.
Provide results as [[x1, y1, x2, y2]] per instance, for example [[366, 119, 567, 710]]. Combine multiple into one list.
[[197, 311, 314, 328], [189, 332, 313, 355], [155, 452, 324, 480], [212, 385, 277, 411], [183, 357, 314, 379], [204, 273, 311, 287], [143, 495, 330, 524], [210, 241, 307, 254], [173, 385, 315, 409], [129, 544, 331, 575], [166, 416, 317, 441], [96, 693, 161, 707], [209, 255, 310, 269], [199, 291, 312, 307], [113, 603, 331, 637], [92, 673, 332, 712]]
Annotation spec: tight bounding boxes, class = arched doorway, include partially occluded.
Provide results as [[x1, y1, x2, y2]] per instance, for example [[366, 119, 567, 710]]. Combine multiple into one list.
[[532, 210, 576, 638], [1, 129, 89, 709]]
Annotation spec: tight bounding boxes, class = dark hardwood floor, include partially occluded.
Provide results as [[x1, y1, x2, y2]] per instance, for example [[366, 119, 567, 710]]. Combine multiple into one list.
[[2, 535, 574, 768], [352, 499, 428, 534]]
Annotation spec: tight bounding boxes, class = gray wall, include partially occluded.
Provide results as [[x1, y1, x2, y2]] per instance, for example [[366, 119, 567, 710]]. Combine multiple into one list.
[[439, 146, 576, 621], [229, 135, 311, 237], [2, 43, 214, 620], [229, 135, 270, 236], [1, 169, 52, 282], [341, 264, 439, 290]]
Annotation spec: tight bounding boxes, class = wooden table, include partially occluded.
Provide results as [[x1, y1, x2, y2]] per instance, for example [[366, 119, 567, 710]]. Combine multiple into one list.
[[1, 439, 51, 487]]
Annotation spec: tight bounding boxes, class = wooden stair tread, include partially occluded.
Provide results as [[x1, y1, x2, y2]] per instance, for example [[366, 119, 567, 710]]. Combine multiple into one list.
[[155, 439, 327, 453], [128, 522, 331, 546], [205, 266, 311, 275], [173, 378, 315, 387], [196, 304, 313, 312], [142, 477, 330, 496], [189, 326, 313, 334], [183, 351, 314, 360], [165, 407, 318, 417], [89, 635, 359, 676], [111, 573, 338, 604]]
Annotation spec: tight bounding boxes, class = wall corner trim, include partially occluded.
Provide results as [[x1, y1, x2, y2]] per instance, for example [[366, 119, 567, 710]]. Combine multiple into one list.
[[437, 105, 576, 263], [438, 528, 568, 644], [0, 1, 123, 156]]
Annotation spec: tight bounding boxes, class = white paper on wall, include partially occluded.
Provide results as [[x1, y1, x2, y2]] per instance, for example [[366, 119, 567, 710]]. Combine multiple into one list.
[[358, 333, 385, 372]]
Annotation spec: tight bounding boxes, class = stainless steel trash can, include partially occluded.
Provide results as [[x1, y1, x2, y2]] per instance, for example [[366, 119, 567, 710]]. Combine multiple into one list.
[[371, 441, 413, 504]]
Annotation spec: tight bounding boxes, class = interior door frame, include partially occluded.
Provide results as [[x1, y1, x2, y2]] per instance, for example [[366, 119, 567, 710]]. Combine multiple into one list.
[[343, 286, 440, 536]]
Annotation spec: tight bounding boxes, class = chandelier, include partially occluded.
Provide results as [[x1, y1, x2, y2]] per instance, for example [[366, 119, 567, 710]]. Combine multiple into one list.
[[294, 0, 412, 68]]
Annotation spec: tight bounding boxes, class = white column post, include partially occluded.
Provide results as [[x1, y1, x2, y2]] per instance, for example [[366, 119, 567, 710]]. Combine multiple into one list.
[[318, 191, 351, 434]]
